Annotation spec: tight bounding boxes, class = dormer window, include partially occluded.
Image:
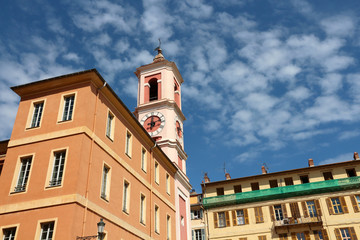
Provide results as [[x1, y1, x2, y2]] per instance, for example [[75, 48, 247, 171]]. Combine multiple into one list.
[[149, 78, 158, 101]]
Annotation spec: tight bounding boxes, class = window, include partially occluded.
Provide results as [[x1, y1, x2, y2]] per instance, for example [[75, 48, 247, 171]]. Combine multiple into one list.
[[31, 102, 44, 128], [300, 175, 310, 184], [155, 162, 159, 184], [346, 168, 357, 177], [218, 212, 226, 228], [273, 205, 284, 221], [314, 229, 329, 240], [106, 112, 114, 139], [302, 200, 322, 217], [269, 179, 278, 188], [149, 78, 158, 101], [254, 207, 264, 223], [40, 222, 54, 240], [14, 156, 32, 192], [279, 234, 288, 240], [140, 194, 146, 224], [166, 174, 170, 195], [323, 172, 333, 180], [49, 151, 66, 187], [351, 195, 360, 212], [101, 165, 110, 200], [306, 201, 317, 217], [284, 177, 293, 186], [216, 187, 224, 196], [326, 197, 349, 214], [123, 181, 130, 213], [234, 185, 242, 193], [251, 182, 260, 191], [125, 131, 132, 157], [0, 160, 4, 176], [62, 95, 75, 121], [3, 227, 16, 240], [192, 229, 205, 240], [167, 215, 171, 240], [155, 205, 159, 234], [191, 209, 203, 219], [258, 235, 267, 240], [141, 148, 147, 172], [213, 211, 230, 228], [232, 209, 248, 225], [296, 232, 306, 240], [335, 228, 357, 240]]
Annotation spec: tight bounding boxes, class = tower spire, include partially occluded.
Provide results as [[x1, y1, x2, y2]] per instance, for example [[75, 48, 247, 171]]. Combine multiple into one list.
[[153, 39, 165, 62]]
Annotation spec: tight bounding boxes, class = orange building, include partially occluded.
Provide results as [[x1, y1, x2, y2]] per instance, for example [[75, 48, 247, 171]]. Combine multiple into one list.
[[0, 50, 190, 240]]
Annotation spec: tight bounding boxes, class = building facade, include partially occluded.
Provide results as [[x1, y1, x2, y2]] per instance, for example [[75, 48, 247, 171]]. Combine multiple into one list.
[[201, 155, 360, 240], [0, 50, 190, 240], [190, 191, 206, 240]]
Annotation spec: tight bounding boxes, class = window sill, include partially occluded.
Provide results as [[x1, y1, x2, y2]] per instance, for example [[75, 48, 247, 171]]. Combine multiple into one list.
[[106, 135, 114, 142], [26, 126, 40, 130], [155, 230, 160, 235], [101, 196, 109, 202], [125, 153, 132, 159], [58, 119, 72, 123], [123, 209, 129, 215], [140, 221, 146, 226]]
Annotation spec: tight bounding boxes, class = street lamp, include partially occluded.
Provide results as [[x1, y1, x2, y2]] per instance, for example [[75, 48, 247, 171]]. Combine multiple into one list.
[[76, 218, 106, 240]]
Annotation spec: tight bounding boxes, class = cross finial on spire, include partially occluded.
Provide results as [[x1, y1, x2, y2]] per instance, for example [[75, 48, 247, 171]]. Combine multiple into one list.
[[153, 38, 165, 62]]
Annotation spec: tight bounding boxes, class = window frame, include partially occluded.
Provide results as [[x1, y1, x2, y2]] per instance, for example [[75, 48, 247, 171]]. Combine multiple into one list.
[[59, 94, 76, 122], [155, 205, 160, 234], [48, 150, 66, 187], [140, 194, 146, 225], [106, 111, 115, 140], [166, 173, 170, 195], [100, 164, 111, 201], [14, 156, 33, 193], [167, 215, 171, 240], [122, 180, 130, 213], [155, 161, 159, 185], [141, 147, 147, 173], [28, 100, 45, 129], [1, 226, 17, 240], [125, 130, 132, 158]]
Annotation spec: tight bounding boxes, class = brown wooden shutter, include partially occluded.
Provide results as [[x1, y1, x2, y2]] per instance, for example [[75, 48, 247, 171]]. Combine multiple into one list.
[[291, 233, 296, 240], [282, 204, 288, 218], [269, 206, 275, 221], [290, 202, 301, 218], [225, 211, 231, 227], [350, 227, 358, 240], [244, 208, 249, 224], [314, 231, 320, 240], [213, 212, 218, 228], [315, 200, 322, 216], [326, 198, 334, 215], [334, 229, 341, 240], [305, 231, 310, 240], [232, 210, 237, 226], [255, 207, 264, 223], [351, 195, 360, 212], [340, 196, 348, 213], [322, 229, 329, 240], [302, 201, 309, 217]]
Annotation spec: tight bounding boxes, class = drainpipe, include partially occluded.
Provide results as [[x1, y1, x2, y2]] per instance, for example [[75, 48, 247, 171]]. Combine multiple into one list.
[[149, 142, 157, 237]]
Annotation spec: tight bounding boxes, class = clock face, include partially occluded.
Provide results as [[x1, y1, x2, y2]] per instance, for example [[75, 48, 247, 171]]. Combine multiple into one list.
[[140, 112, 165, 136], [176, 120, 182, 138]]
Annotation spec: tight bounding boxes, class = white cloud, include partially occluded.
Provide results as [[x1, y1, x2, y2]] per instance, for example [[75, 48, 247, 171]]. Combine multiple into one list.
[[286, 86, 311, 101], [339, 131, 360, 140], [319, 73, 342, 94], [321, 15, 356, 37], [319, 153, 353, 165], [63, 53, 81, 63]]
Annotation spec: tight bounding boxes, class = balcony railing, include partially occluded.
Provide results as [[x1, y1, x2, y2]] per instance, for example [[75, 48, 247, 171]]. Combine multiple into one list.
[[273, 216, 322, 233], [203, 176, 360, 209]]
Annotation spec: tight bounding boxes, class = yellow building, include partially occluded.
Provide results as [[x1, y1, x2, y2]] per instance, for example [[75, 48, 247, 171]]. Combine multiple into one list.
[[201, 155, 360, 240], [190, 191, 206, 240]]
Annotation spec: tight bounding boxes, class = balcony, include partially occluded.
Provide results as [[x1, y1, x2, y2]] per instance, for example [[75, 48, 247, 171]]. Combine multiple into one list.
[[203, 176, 360, 209], [273, 216, 322, 233]]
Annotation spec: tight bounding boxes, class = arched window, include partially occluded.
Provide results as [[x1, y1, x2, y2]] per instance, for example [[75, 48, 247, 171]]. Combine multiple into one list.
[[149, 78, 158, 101]]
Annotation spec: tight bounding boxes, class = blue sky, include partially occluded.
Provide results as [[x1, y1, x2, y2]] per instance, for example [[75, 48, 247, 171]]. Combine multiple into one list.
[[1, 0, 360, 192]]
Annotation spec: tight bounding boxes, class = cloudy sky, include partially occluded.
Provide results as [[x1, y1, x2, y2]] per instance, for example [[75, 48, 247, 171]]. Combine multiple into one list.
[[1, 0, 360, 191]]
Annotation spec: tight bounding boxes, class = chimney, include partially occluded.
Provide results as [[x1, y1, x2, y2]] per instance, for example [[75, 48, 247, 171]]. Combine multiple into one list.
[[225, 172, 231, 180], [308, 158, 314, 167], [261, 166, 267, 174], [204, 173, 210, 183], [354, 152, 360, 160]]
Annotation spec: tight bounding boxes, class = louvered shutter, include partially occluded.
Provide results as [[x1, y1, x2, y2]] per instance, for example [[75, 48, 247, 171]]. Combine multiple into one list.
[[314, 231, 320, 240], [322, 229, 329, 240], [334, 229, 341, 240], [282, 204, 288, 218], [201, 229, 205, 240], [326, 198, 334, 215], [200, 209, 203, 218], [225, 211, 231, 227], [244, 208, 249, 224], [315, 200, 322, 216], [350, 227, 358, 240], [255, 207, 264, 223], [302, 201, 309, 218], [351, 195, 360, 212], [340, 196, 348, 213], [269, 206, 275, 221], [213, 212, 218, 228], [291, 233, 296, 240], [232, 210, 237, 226], [192, 230, 194, 240], [305, 231, 311, 240]]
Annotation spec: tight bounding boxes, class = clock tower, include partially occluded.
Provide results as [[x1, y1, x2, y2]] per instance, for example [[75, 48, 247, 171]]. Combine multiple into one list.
[[134, 47, 187, 172]]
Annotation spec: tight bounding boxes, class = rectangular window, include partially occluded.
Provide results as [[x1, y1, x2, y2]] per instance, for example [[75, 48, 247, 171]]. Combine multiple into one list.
[[323, 172, 333, 180], [193, 229, 205, 240], [3, 227, 16, 240], [269, 179, 278, 188], [236, 209, 245, 225], [49, 151, 66, 187], [155, 162, 159, 184], [351, 195, 360, 212], [254, 207, 264, 223], [314, 230, 329, 240], [300, 175, 310, 184], [251, 182, 259, 191], [218, 212, 226, 228], [346, 168, 357, 177], [340, 229, 351, 240], [296, 233, 306, 240], [15, 156, 32, 192], [123, 181, 130, 213], [125, 131, 132, 157], [40, 222, 54, 240], [216, 187, 224, 196], [62, 95, 75, 121], [155, 205, 159, 234], [141, 148, 147, 172], [140, 194, 146, 224], [279, 234, 288, 240], [166, 173, 170, 195], [331, 198, 343, 214], [274, 205, 284, 221], [0, 160, 4, 176], [101, 165, 110, 200], [258, 235, 267, 240], [335, 228, 357, 240], [191, 209, 203, 219], [234, 185, 242, 193], [31, 102, 44, 128], [306, 201, 317, 217], [284, 177, 294, 186], [106, 112, 114, 139], [214, 211, 229, 228], [167, 215, 171, 240]]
